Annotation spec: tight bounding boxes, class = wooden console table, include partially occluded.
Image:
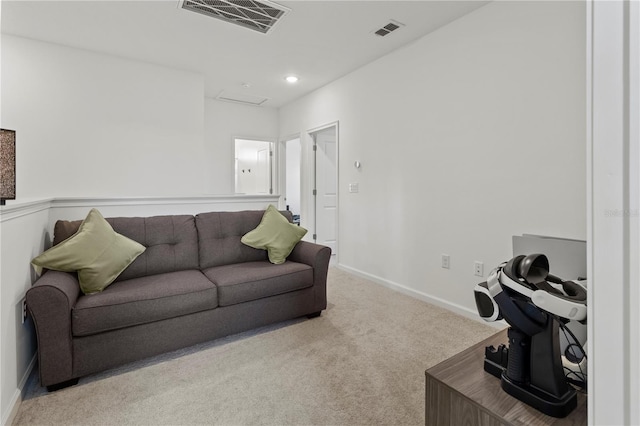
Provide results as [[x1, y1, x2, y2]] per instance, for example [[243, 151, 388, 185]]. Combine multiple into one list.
[[425, 329, 587, 426]]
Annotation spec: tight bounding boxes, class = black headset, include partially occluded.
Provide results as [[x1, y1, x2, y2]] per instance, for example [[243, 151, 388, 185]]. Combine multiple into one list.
[[477, 254, 587, 336], [502, 254, 587, 305]]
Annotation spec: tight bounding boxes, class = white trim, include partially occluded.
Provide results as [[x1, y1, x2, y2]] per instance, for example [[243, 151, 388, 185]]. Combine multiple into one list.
[[3, 390, 21, 426], [2, 354, 37, 426], [628, 2, 640, 424], [585, 1, 594, 424], [0, 194, 279, 223], [588, 1, 639, 424], [308, 121, 339, 262], [306, 121, 339, 136], [50, 195, 277, 208], [0, 199, 53, 222], [278, 134, 303, 212], [337, 263, 505, 330]]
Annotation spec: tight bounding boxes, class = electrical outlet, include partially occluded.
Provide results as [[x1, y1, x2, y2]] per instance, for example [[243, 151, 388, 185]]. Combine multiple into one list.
[[474, 261, 484, 277], [441, 254, 450, 269], [21, 299, 28, 324]]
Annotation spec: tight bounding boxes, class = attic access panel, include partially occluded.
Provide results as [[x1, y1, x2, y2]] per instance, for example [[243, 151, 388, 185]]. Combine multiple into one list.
[[179, 0, 289, 34]]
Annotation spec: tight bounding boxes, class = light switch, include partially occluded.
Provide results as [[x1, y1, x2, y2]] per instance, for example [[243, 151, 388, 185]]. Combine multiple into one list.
[[349, 183, 359, 193]]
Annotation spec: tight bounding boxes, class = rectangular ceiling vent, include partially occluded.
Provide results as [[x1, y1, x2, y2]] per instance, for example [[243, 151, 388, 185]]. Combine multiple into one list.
[[179, 0, 289, 34], [215, 90, 269, 106], [373, 20, 405, 37]]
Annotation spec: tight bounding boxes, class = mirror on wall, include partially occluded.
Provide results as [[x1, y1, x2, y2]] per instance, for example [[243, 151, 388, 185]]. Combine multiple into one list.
[[234, 138, 273, 194]]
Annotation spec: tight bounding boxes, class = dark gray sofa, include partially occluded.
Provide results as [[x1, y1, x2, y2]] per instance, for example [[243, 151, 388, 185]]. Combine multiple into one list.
[[26, 209, 331, 391]]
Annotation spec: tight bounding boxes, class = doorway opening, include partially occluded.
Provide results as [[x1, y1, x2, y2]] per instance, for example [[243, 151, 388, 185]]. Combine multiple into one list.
[[309, 124, 338, 256], [284, 137, 302, 225], [234, 138, 272, 194]]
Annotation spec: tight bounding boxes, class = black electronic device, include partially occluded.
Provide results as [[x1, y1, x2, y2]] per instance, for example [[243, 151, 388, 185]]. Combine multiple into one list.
[[484, 344, 509, 378], [473, 254, 587, 418]]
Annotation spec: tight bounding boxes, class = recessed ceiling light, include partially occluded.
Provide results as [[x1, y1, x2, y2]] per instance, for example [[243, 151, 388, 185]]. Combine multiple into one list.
[[285, 75, 299, 84]]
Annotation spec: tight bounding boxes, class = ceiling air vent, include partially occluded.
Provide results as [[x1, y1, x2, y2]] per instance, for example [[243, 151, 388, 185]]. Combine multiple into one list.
[[179, 0, 289, 34], [373, 20, 404, 37]]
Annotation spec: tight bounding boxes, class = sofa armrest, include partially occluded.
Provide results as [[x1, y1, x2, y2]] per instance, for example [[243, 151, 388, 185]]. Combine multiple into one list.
[[26, 271, 81, 387], [288, 241, 332, 311]]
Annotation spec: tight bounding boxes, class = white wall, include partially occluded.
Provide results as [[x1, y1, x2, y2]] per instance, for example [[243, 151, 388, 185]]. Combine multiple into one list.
[[204, 99, 278, 194], [1, 35, 205, 199], [0, 206, 49, 426], [1, 37, 281, 199], [279, 1, 586, 316]]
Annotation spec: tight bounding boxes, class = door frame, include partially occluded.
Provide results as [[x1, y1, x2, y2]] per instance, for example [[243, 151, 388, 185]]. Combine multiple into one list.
[[278, 133, 303, 217], [587, 1, 640, 423], [307, 121, 339, 258]]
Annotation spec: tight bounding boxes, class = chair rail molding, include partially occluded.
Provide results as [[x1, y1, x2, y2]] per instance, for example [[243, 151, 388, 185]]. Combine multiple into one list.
[[0, 194, 281, 223]]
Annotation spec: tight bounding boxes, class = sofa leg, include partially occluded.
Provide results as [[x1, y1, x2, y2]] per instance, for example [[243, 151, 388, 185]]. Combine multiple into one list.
[[46, 378, 79, 392], [307, 311, 322, 319]]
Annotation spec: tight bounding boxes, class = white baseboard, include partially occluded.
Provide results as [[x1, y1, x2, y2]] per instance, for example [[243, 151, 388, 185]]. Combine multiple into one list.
[[2, 354, 37, 426], [336, 263, 505, 330]]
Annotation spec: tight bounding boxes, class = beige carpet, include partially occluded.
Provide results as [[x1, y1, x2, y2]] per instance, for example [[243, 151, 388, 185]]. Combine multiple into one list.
[[14, 268, 496, 426]]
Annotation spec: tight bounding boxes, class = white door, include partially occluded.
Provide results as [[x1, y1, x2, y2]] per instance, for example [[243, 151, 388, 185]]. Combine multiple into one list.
[[313, 126, 337, 255]]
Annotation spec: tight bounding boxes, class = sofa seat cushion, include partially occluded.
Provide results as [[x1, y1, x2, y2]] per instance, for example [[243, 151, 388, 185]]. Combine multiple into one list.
[[203, 261, 313, 307], [72, 270, 218, 337]]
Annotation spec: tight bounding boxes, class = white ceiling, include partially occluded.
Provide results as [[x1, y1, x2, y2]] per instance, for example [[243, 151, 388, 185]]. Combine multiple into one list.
[[1, 0, 489, 108]]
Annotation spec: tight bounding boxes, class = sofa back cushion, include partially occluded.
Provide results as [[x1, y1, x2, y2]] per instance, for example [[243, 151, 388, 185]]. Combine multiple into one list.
[[196, 210, 293, 268], [53, 215, 199, 281]]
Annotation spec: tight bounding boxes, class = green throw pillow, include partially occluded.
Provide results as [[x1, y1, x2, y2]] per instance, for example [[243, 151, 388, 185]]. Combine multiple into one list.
[[31, 208, 146, 294], [241, 205, 307, 264]]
